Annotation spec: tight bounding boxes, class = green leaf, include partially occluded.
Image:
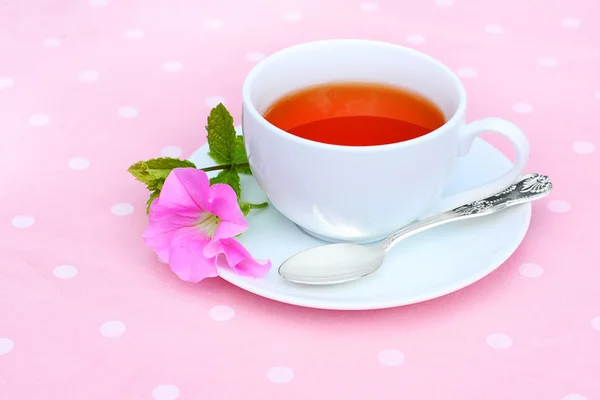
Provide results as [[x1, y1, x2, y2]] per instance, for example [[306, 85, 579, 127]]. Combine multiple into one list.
[[144, 158, 196, 180], [210, 168, 241, 199], [246, 202, 269, 210], [239, 201, 268, 216], [206, 103, 237, 164], [239, 202, 251, 216], [128, 158, 196, 215], [128, 157, 196, 190], [146, 190, 161, 214], [237, 165, 252, 175], [233, 136, 252, 175], [146, 177, 164, 191], [128, 161, 153, 186]]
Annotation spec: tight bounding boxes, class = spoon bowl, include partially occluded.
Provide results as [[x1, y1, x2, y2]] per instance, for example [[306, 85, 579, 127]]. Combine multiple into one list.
[[278, 242, 386, 285]]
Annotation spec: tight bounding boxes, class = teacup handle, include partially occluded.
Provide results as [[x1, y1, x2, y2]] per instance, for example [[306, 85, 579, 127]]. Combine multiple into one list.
[[434, 117, 530, 213]]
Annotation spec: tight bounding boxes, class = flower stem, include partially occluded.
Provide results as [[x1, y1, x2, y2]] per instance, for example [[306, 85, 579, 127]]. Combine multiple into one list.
[[200, 162, 250, 172], [246, 202, 268, 209]]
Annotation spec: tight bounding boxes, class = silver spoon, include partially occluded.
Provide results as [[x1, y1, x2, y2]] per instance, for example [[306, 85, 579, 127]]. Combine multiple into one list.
[[278, 173, 552, 285]]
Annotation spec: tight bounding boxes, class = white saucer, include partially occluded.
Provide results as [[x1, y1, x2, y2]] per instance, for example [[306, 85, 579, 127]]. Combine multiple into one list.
[[189, 136, 531, 310]]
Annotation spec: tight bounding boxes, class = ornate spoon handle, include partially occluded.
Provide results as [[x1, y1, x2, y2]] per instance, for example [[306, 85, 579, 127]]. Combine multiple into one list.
[[381, 173, 553, 251]]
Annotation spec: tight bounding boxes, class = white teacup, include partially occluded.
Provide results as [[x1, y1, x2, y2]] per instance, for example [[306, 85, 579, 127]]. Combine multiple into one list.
[[241, 39, 529, 243]]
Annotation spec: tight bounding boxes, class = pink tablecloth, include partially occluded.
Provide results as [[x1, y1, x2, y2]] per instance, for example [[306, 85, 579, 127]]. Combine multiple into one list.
[[1, 1, 599, 399]]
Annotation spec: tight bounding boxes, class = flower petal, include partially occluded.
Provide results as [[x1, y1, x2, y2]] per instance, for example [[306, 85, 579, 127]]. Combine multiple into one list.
[[168, 234, 218, 282], [143, 198, 202, 262], [158, 168, 210, 211], [143, 228, 171, 262], [202, 239, 221, 259], [144, 224, 199, 263], [218, 238, 271, 278], [211, 221, 247, 243], [202, 222, 249, 259], [208, 183, 247, 227], [148, 203, 200, 234]]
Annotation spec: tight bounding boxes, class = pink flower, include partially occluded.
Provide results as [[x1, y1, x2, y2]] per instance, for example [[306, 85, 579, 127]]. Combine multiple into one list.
[[142, 168, 271, 282]]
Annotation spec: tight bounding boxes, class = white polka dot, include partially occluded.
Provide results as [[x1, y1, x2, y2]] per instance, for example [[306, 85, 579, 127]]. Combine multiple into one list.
[[11, 215, 35, 228], [486, 333, 513, 349], [484, 24, 504, 35], [572, 141, 595, 154], [537, 57, 558, 68], [512, 102, 533, 114], [266, 366, 294, 383], [89, 0, 107, 7], [547, 200, 570, 213], [434, 0, 454, 6], [209, 305, 235, 322], [118, 106, 139, 118], [29, 114, 51, 126], [68, 157, 91, 170], [283, 11, 303, 22], [0, 338, 14, 356], [519, 263, 543, 278], [53, 264, 78, 279], [378, 349, 405, 366], [595, 91, 600, 100], [590, 316, 600, 331], [245, 52, 266, 62], [360, 2, 379, 11], [405, 34, 426, 45], [160, 146, 183, 158], [77, 70, 100, 82], [43, 37, 63, 47], [123, 29, 145, 40], [100, 320, 126, 338], [152, 384, 180, 400], [204, 18, 224, 29], [561, 18, 581, 28], [562, 395, 588, 400], [456, 67, 478, 78], [111, 203, 134, 216], [162, 61, 183, 73], [205, 96, 226, 108], [0, 77, 14, 89]]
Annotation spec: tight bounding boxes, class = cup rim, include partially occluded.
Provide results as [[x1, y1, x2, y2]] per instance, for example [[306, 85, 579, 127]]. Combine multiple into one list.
[[241, 38, 467, 152]]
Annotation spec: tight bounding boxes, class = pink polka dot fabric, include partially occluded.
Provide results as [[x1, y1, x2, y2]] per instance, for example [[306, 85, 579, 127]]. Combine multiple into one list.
[[1, 0, 599, 399]]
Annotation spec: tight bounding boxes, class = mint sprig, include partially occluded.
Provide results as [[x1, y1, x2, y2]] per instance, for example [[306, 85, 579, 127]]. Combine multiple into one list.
[[233, 136, 252, 175], [206, 104, 252, 175], [206, 103, 237, 164], [128, 103, 267, 216], [127, 158, 197, 212], [210, 168, 241, 197]]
